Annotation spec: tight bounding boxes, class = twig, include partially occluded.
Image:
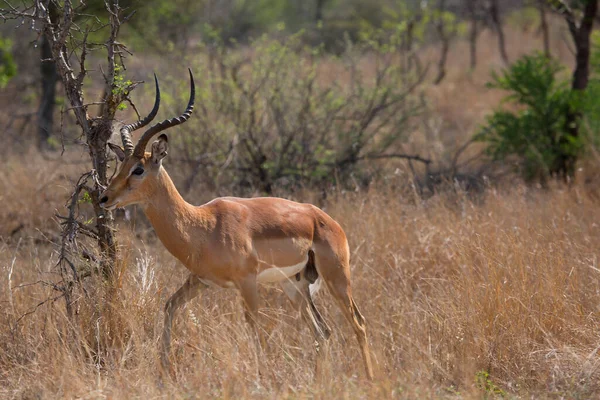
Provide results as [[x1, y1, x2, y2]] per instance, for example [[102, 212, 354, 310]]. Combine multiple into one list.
[[11, 280, 61, 291], [14, 294, 65, 326]]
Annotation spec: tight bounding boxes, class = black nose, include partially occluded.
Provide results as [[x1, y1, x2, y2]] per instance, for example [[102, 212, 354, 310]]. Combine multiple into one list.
[[100, 195, 109, 204]]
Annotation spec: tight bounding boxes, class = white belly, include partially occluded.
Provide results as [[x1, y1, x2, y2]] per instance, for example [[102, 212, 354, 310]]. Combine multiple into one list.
[[257, 256, 308, 284], [199, 278, 236, 288]]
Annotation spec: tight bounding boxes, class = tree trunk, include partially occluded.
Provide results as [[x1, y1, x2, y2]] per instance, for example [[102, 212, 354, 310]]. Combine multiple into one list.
[[489, 0, 509, 65], [37, 1, 60, 149], [315, 0, 326, 23], [434, 33, 450, 84], [468, 0, 478, 70], [89, 122, 117, 279], [556, 0, 598, 179], [571, 2, 597, 91], [434, 0, 451, 85], [38, 35, 58, 148], [538, 0, 550, 58], [38, 0, 127, 280], [403, 19, 415, 73]]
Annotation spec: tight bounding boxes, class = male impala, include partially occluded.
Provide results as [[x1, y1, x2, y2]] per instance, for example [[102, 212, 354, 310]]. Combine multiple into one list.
[[99, 70, 374, 380]]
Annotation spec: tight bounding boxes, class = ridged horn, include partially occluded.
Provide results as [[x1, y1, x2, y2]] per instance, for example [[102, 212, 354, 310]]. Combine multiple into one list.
[[132, 68, 195, 158], [120, 74, 160, 156]]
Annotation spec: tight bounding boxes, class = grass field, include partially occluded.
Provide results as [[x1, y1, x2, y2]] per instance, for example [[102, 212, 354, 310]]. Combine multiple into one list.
[[2, 168, 600, 398], [2, 19, 600, 399]]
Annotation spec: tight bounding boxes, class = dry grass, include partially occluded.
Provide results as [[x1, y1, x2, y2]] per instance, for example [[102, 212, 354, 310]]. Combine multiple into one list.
[[2, 166, 600, 398], [2, 16, 600, 399]]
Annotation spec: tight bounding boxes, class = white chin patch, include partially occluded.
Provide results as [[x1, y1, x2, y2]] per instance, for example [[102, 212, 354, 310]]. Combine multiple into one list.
[[103, 203, 118, 211]]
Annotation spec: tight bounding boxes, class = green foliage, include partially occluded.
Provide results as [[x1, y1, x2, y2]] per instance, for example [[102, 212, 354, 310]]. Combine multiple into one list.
[[112, 65, 133, 96], [475, 370, 506, 398], [0, 36, 17, 88], [123, 0, 288, 50], [581, 31, 600, 146], [478, 53, 580, 182], [78, 191, 93, 205], [115, 0, 468, 54], [111, 65, 132, 111]]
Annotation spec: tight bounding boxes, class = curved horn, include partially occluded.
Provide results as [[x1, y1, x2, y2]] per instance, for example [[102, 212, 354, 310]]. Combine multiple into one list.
[[133, 69, 195, 158], [120, 74, 161, 156]]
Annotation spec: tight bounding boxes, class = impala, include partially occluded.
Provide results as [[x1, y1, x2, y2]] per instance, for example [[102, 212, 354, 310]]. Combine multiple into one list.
[[99, 70, 374, 380]]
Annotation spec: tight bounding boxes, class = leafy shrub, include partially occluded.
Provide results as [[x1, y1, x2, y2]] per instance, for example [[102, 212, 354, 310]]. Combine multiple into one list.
[[478, 53, 580, 183]]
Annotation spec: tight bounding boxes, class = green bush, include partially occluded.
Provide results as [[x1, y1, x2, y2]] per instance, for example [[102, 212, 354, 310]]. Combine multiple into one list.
[[0, 36, 16, 88], [478, 53, 580, 182]]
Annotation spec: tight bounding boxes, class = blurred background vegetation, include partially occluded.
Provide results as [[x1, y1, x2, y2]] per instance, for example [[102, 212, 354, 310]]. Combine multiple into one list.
[[2, 0, 599, 197]]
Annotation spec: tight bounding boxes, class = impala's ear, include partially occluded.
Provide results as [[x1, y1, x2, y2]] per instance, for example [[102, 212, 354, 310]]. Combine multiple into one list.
[[151, 134, 169, 164], [108, 142, 126, 162]]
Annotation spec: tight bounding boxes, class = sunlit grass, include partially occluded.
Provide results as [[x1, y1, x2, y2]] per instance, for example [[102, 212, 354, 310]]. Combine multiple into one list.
[[2, 180, 600, 398]]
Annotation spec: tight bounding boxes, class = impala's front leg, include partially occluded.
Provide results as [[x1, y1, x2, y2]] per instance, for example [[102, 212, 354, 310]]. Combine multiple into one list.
[[161, 273, 206, 373], [237, 274, 271, 379], [237, 275, 262, 342]]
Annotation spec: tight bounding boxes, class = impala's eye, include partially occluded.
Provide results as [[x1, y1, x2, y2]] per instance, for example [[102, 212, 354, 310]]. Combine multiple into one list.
[[132, 167, 144, 176]]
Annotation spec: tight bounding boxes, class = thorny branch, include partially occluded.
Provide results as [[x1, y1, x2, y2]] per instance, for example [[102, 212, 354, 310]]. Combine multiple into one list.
[[54, 171, 95, 316], [9, 170, 96, 327]]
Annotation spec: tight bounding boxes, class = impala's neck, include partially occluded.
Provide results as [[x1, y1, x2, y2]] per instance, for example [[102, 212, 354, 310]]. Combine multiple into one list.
[[142, 167, 208, 263]]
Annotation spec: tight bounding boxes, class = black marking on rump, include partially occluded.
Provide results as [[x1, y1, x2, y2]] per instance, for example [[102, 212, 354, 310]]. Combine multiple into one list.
[[304, 249, 318, 283]]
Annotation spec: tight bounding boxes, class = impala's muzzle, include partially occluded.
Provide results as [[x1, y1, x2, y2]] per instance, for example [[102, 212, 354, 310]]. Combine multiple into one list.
[[98, 191, 118, 210]]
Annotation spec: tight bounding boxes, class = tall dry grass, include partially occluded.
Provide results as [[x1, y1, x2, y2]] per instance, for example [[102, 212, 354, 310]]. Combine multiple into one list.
[[2, 168, 600, 398]]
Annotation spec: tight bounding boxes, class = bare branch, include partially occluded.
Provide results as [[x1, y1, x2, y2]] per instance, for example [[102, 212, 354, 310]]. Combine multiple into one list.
[[76, 31, 89, 88], [356, 153, 431, 165], [14, 294, 65, 327]]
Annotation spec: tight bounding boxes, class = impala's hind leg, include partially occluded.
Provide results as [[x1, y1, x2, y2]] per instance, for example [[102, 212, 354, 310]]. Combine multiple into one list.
[[314, 247, 374, 380], [282, 251, 331, 342], [281, 275, 331, 342], [281, 271, 331, 379], [328, 277, 373, 380]]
